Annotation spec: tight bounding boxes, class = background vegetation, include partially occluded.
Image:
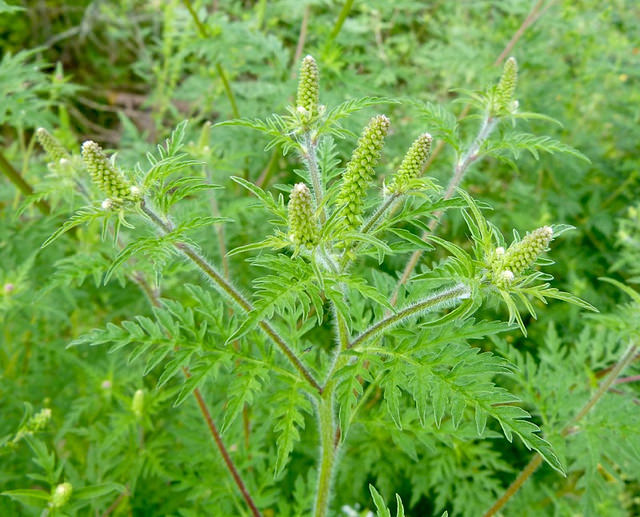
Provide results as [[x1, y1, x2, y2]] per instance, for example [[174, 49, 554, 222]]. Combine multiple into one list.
[[1, 1, 639, 516]]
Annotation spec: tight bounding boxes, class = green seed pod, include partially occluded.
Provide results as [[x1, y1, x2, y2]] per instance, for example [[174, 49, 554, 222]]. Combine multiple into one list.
[[386, 133, 432, 194], [337, 115, 391, 229], [50, 482, 73, 508], [132, 389, 144, 419], [36, 128, 69, 163], [493, 57, 518, 116], [81, 141, 139, 201], [288, 183, 319, 248], [296, 55, 320, 118]]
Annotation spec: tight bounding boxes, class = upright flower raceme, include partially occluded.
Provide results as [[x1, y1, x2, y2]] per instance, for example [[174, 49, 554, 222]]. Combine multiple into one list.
[[337, 115, 390, 229], [36, 128, 70, 163], [491, 225, 554, 287], [296, 55, 320, 120], [288, 183, 319, 248], [81, 141, 141, 203], [492, 57, 518, 116], [386, 132, 433, 195]]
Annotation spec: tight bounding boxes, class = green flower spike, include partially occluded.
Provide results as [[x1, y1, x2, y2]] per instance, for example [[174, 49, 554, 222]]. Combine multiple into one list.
[[296, 55, 320, 119], [493, 56, 518, 116], [81, 141, 140, 201], [492, 226, 554, 287], [288, 183, 319, 248], [386, 132, 433, 194], [50, 482, 73, 508], [337, 114, 391, 229], [36, 127, 69, 163]]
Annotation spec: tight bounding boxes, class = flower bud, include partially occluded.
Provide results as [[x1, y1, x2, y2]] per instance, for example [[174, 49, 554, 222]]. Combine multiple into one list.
[[337, 115, 391, 229], [493, 57, 518, 116], [288, 183, 319, 248], [497, 269, 515, 287], [50, 482, 72, 508], [30, 408, 52, 433], [81, 141, 136, 201], [36, 128, 69, 163], [386, 133, 432, 194], [491, 226, 554, 287], [101, 198, 115, 211], [132, 389, 144, 419], [296, 55, 320, 118], [502, 226, 553, 275]]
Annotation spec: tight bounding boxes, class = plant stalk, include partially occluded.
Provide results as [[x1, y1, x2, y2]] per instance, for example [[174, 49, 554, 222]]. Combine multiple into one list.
[[0, 150, 50, 214], [182, 0, 240, 118], [313, 390, 337, 517], [483, 342, 638, 517], [387, 0, 554, 307], [131, 270, 261, 516], [190, 381, 262, 517], [349, 283, 470, 350], [327, 0, 355, 44], [389, 115, 497, 306], [303, 133, 326, 223], [140, 201, 322, 393]]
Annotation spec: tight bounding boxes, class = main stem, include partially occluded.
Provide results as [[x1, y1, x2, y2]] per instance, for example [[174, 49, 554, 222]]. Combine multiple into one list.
[[483, 342, 638, 517], [313, 387, 337, 517], [140, 201, 322, 393]]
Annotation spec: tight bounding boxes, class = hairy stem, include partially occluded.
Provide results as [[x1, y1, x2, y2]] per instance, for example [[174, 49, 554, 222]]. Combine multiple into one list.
[[140, 201, 322, 393], [350, 283, 470, 350], [303, 134, 326, 223], [190, 381, 262, 517], [483, 342, 638, 517], [389, 115, 496, 306], [388, 0, 553, 307], [313, 390, 337, 517]]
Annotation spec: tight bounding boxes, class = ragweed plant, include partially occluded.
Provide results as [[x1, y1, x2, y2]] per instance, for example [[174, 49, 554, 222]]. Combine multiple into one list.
[[19, 53, 629, 517]]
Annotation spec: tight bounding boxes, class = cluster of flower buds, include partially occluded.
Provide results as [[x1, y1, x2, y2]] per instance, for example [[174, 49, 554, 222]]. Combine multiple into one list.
[[336, 115, 390, 230], [36, 128, 70, 164], [386, 133, 433, 195], [81, 141, 141, 208], [50, 482, 73, 509], [491, 57, 518, 116], [12, 407, 52, 444], [296, 55, 320, 123], [491, 226, 554, 288], [288, 183, 319, 248]]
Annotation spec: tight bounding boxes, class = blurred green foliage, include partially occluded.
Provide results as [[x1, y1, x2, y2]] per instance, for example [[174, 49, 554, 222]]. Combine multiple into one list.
[[1, 1, 639, 516]]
